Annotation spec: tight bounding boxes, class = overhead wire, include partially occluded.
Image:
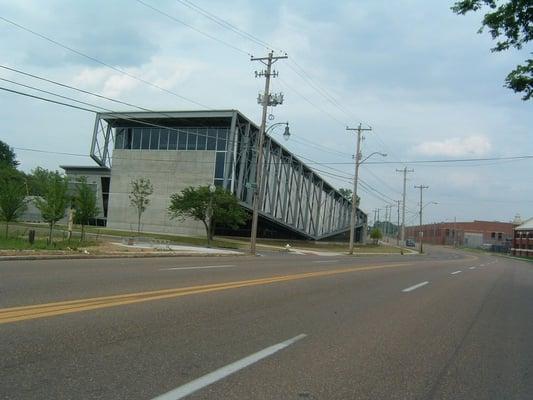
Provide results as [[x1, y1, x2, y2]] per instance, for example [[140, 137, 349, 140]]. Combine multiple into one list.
[[0, 15, 211, 109]]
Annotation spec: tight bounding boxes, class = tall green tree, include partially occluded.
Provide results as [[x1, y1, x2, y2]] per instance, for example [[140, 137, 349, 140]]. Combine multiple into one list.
[[0, 140, 19, 168], [0, 178, 27, 238], [129, 178, 153, 233], [168, 185, 247, 246], [34, 172, 69, 243], [452, 0, 533, 100], [26, 167, 57, 196], [73, 177, 99, 242]]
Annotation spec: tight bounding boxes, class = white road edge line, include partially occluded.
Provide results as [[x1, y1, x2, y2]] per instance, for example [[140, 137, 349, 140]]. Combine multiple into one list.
[[151, 334, 307, 400], [451, 270, 462, 275], [312, 260, 339, 264], [402, 281, 429, 293], [160, 265, 236, 271]]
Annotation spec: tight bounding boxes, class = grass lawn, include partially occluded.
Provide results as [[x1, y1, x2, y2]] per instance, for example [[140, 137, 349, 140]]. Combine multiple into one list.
[[1, 222, 240, 250], [0, 236, 97, 251]]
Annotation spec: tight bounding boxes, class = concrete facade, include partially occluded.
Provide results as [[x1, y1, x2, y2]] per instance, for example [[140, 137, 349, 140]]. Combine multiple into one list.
[[106, 149, 216, 235]]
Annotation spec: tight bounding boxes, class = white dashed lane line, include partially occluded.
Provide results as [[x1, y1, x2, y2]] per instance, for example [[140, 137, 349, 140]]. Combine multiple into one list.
[[312, 260, 339, 264], [160, 265, 236, 271], [402, 281, 429, 293], [451, 270, 462, 275], [151, 334, 307, 400], [469, 266, 476, 270]]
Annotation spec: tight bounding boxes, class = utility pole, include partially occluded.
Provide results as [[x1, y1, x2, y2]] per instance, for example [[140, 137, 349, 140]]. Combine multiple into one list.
[[453, 216, 457, 247], [396, 167, 414, 243], [415, 184, 429, 253], [346, 123, 372, 255], [386, 204, 392, 240], [396, 200, 401, 245], [249, 51, 287, 255]]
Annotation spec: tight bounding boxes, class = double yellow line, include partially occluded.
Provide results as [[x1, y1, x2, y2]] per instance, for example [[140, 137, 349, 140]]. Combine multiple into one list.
[[0, 262, 410, 325]]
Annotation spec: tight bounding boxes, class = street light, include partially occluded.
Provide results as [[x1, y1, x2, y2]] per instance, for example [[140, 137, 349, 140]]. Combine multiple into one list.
[[249, 122, 290, 255], [418, 200, 437, 254], [348, 150, 387, 255], [207, 184, 216, 248], [266, 122, 290, 141]]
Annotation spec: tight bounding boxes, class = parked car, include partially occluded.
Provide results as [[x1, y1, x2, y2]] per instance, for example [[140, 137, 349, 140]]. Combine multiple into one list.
[[405, 239, 416, 247]]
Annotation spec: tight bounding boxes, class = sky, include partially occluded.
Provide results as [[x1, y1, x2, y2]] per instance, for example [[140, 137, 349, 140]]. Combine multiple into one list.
[[0, 0, 531, 226]]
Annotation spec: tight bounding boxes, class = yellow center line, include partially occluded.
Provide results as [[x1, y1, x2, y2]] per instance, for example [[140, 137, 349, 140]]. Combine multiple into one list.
[[0, 256, 475, 325]]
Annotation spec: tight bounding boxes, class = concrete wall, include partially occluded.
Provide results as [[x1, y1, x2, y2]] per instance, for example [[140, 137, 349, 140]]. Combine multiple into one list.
[[107, 150, 216, 236]]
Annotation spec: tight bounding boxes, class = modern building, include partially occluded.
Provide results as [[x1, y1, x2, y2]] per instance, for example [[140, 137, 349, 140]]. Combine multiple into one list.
[[405, 220, 516, 249], [61, 110, 367, 240], [512, 218, 533, 258]]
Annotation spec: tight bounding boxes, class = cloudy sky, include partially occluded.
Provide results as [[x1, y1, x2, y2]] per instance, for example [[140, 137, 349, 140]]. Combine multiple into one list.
[[0, 0, 531, 225]]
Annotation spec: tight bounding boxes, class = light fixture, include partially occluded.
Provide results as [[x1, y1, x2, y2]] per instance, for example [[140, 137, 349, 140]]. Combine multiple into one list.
[[283, 123, 290, 141]]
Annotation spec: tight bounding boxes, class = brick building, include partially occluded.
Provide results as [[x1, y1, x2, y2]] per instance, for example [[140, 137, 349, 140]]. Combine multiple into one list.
[[405, 220, 516, 248], [512, 218, 533, 258]]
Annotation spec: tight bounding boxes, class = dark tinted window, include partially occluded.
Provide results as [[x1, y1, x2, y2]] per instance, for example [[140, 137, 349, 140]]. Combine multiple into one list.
[[115, 129, 124, 149], [141, 129, 150, 149], [215, 152, 225, 179], [124, 128, 133, 149], [197, 128, 207, 150], [207, 129, 217, 150], [187, 131, 197, 150], [168, 130, 177, 150], [132, 128, 141, 149], [217, 129, 228, 151], [178, 131, 187, 150], [160, 129, 169, 150], [150, 129, 159, 149]]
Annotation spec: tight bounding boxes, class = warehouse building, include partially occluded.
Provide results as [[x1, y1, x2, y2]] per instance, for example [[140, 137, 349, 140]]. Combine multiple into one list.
[[61, 110, 367, 240], [512, 218, 533, 258], [405, 220, 516, 249]]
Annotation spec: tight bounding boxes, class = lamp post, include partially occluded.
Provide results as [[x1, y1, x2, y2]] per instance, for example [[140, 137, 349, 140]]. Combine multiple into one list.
[[249, 122, 290, 255], [207, 184, 216, 248], [348, 150, 387, 254], [266, 122, 290, 140], [418, 200, 437, 254]]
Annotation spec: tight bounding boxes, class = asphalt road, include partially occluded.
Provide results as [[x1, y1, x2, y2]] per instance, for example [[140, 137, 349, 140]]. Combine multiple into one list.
[[1, 246, 532, 399]]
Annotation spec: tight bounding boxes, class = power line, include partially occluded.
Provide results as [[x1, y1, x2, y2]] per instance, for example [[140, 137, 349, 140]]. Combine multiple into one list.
[[0, 64, 153, 112], [134, 0, 253, 57], [0, 15, 211, 109], [175, 0, 278, 52]]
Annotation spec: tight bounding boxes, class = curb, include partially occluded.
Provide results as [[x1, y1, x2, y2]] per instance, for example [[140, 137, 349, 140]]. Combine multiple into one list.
[[0, 251, 248, 262]]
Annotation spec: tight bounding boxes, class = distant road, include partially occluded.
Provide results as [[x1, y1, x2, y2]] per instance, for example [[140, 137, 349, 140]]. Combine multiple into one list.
[[1, 247, 532, 399]]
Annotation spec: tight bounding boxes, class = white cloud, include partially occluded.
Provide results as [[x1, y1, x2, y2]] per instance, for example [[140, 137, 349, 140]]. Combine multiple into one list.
[[71, 56, 204, 98], [413, 135, 491, 157]]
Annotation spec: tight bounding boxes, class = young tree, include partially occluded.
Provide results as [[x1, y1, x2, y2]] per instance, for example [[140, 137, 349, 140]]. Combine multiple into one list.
[[34, 172, 69, 243], [370, 227, 383, 244], [0, 179, 27, 238], [129, 178, 153, 233], [168, 185, 247, 246], [73, 177, 99, 242], [452, 0, 533, 100], [0, 140, 19, 169]]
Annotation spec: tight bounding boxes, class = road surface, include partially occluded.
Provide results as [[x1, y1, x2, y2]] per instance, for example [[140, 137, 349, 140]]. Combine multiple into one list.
[[1, 246, 532, 399]]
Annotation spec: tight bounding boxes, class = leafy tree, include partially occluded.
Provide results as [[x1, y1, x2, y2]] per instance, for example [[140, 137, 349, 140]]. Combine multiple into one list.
[[34, 172, 69, 243], [370, 227, 383, 244], [0, 140, 19, 168], [0, 178, 27, 238], [338, 188, 352, 200], [26, 167, 57, 196], [73, 177, 99, 242], [168, 185, 247, 246], [452, 0, 533, 100], [129, 178, 153, 233]]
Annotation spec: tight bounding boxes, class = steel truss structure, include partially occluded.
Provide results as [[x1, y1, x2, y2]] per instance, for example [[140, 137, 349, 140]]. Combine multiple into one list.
[[91, 110, 367, 240]]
